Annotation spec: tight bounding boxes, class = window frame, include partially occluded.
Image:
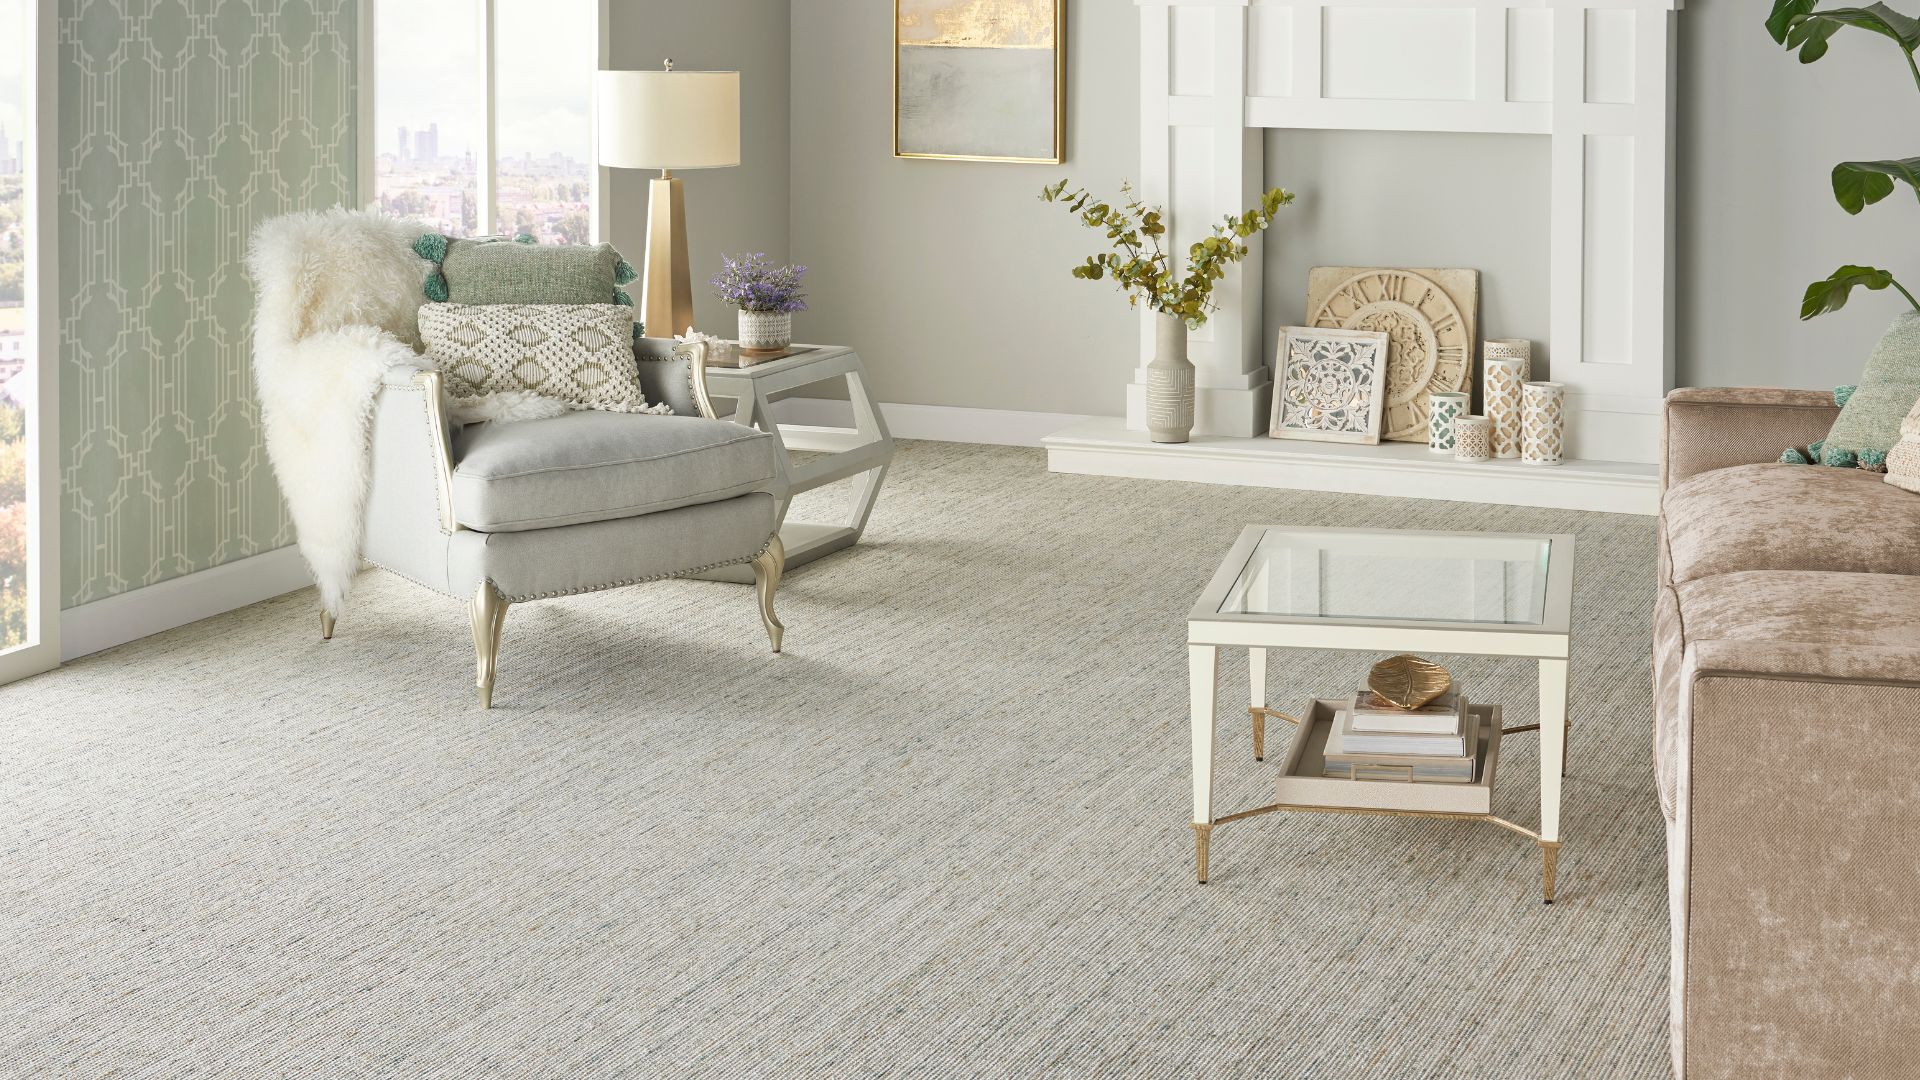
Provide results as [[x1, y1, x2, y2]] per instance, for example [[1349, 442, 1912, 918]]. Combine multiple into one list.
[[358, 0, 611, 243], [0, 0, 62, 682]]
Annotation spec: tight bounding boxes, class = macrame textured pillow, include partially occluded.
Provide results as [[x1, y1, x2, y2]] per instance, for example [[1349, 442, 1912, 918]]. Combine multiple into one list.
[[418, 303, 667, 415], [1888, 395, 1920, 495]]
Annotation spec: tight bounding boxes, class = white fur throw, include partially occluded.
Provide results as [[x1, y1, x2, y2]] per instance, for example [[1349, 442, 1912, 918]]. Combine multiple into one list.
[[248, 208, 429, 618]]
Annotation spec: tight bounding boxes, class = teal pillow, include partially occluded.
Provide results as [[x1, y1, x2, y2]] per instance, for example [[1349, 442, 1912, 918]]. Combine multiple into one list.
[[1823, 312, 1920, 465], [412, 234, 642, 335]]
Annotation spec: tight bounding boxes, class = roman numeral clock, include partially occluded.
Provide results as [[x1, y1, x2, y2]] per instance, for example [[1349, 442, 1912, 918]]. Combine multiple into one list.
[[1306, 267, 1479, 443]]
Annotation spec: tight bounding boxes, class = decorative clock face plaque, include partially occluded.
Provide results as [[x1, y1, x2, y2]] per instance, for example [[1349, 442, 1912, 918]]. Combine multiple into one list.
[[1306, 267, 1479, 443]]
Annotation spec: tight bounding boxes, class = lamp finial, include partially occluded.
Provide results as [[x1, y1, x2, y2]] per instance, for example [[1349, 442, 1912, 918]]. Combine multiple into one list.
[[663, 57, 675, 72]]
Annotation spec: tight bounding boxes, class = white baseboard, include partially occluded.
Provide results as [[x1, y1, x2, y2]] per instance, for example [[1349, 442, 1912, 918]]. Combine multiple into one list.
[[61, 546, 313, 660], [769, 397, 1087, 448]]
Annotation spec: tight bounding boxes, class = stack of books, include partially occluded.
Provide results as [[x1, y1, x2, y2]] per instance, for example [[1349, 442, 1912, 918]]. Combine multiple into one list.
[[1322, 688, 1478, 784]]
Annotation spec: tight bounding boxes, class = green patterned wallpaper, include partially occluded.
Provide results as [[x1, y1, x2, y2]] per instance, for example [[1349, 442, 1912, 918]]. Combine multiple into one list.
[[58, 0, 357, 607]]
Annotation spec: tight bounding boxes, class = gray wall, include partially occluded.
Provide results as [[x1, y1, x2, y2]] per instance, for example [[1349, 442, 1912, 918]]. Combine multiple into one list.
[[790, 0, 1139, 416], [608, 0, 791, 337], [1677, 0, 1920, 389], [640, 1, 1914, 415]]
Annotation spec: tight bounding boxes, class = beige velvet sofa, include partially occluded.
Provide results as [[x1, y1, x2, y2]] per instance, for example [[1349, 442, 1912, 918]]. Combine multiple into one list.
[[1656, 387, 1920, 1079]]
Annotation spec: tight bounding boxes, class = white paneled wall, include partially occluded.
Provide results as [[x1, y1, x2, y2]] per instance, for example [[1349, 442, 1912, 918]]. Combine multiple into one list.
[[1131, 0, 1682, 463]]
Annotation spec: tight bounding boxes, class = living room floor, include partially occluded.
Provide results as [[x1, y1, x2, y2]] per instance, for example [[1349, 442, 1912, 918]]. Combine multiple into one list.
[[0, 442, 1667, 1077]]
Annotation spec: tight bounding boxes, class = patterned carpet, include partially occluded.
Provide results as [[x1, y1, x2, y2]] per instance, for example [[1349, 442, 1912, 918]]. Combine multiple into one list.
[[0, 442, 1667, 1077]]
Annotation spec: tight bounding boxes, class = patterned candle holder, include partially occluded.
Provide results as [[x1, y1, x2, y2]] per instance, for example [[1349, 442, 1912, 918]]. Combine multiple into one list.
[[1484, 338, 1533, 383], [1453, 415, 1492, 463], [1522, 381, 1567, 466], [1428, 391, 1471, 454], [1484, 358, 1526, 460]]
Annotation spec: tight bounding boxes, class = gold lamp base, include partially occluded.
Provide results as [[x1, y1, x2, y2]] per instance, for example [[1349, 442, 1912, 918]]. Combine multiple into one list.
[[643, 173, 696, 340]]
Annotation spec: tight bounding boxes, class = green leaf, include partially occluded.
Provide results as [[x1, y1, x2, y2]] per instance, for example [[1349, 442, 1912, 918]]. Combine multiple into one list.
[[1778, 5, 1920, 63], [1800, 264, 1898, 318], [1769, 0, 1818, 44], [1832, 158, 1920, 212]]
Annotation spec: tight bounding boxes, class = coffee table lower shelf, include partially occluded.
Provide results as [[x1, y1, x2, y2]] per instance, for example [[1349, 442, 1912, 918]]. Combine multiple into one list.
[[1197, 698, 1564, 903]]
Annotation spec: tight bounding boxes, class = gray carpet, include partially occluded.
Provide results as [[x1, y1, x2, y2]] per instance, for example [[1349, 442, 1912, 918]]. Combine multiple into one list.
[[0, 442, 1666, 1077]]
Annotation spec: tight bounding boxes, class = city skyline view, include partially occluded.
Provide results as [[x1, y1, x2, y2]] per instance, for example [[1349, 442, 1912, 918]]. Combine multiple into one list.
[[373, 0, 594, 244]]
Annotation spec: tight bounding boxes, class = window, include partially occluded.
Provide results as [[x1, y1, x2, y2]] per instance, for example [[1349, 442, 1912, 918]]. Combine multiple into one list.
[[0, 0, 57, 681], [370, 0, 601, 242]]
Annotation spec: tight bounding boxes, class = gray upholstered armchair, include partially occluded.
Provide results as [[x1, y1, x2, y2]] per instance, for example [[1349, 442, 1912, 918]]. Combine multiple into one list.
[[352, 342, 787, 708]]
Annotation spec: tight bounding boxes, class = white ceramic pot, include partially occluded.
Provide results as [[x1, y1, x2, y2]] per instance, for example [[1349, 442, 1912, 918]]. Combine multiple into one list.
[[1428, 392, 1471, 454], [738, 310, 793, 351], [1522, 381, 1567, 466], [1145, 313, 1195, 444], [1453, 415, 1492, 463]]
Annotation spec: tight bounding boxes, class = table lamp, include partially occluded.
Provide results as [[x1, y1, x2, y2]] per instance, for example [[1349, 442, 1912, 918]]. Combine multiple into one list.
[[596, 61, 741, 339]]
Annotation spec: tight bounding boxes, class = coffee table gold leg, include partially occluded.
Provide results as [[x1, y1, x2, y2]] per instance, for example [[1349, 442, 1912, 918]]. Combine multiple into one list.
[[1541, 840, 1562, 905], [1251, 709, 1266, 762], [1193, 822, 1213, 884]]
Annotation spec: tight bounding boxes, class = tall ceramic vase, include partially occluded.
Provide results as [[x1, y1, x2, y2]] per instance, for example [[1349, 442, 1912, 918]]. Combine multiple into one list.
[[1484, 358, 1527, 460], [1146, 313, 1196, 444]]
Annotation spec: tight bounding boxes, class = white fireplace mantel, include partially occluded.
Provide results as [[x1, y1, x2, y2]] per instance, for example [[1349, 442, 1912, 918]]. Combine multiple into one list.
[[1118, 0, 1683, 467]]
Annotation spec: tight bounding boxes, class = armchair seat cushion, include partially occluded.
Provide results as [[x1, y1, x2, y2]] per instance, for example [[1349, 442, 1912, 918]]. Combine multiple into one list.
[[450, 412, 777, 533], [1661, 462, 1920, 584]]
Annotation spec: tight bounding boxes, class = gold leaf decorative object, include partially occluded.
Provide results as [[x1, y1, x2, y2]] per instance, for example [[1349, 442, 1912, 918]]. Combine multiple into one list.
[[1368, 655, 1452, 710]]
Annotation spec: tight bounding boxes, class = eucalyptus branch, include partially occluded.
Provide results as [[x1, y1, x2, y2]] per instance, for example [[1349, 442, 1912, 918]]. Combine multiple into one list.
[[1041, 179, 1295, 329]]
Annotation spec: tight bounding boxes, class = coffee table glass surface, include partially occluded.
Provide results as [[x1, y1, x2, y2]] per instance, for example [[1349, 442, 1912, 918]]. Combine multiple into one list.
[[1197, 526, 1568, 635]]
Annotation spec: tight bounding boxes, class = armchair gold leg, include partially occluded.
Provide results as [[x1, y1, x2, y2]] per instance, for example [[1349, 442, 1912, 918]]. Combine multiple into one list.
[[320, 611, 336, 641], [749, 535, 786, 654], [471, 584, 509, 709]]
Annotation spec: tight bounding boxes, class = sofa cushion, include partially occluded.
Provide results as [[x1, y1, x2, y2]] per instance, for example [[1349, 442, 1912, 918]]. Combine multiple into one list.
[[451, 412, 777, 533], [1661, 462, 1920, 584]]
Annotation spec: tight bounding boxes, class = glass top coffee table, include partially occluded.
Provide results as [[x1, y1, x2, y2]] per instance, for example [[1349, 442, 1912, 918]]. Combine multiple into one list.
[[1186, 525, 1576, 902]]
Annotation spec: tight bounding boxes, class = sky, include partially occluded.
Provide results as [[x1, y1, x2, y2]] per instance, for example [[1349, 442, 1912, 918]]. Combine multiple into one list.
[[375, 0, 593, 163], [0, 1, 25, 156]]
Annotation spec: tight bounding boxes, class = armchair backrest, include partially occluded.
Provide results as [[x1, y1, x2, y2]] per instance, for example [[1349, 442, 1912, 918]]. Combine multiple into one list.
[[247, 208, 432, 352]]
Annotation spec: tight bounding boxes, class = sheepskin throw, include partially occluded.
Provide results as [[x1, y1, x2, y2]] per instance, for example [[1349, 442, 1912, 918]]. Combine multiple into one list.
[[248, 208, 433, 619], [419, 303, 670, 415]]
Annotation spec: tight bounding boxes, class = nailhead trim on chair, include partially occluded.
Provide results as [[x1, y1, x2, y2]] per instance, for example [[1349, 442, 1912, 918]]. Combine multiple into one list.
[[494, 534, 777, 603]]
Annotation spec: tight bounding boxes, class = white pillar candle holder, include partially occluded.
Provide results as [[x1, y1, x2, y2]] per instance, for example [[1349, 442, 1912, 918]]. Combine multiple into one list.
[[1484, 358, 1527, 460], [1484, 338, 1533, 383], [1428, 391, 1471, 454], [1453, 414, 1492, 463], [1522, 381, 1567, 467]]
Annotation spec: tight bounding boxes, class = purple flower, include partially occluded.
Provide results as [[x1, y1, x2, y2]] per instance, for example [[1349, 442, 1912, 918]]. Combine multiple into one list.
[[710, 253, 809, 314]]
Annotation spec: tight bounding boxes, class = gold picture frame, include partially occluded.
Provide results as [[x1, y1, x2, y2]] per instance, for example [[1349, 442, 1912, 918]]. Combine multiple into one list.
[[893, 0, 1066, 164]]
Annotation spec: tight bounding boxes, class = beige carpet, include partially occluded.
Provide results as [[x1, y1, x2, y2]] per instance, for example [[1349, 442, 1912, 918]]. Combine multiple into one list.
[[0, 442, 1666, 1077]]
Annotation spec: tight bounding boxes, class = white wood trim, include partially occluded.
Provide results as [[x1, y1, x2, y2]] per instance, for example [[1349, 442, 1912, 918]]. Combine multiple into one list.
[[770, 397, 1090, 448], [1045, 417, 1657, 514], [1135, 0, 1680, 461], [60, 548, 314, 662], [356, 0, 376, 206], [590, 0, 612, 244], [477, 0, 497, 234], [0, 0, 60, 685]]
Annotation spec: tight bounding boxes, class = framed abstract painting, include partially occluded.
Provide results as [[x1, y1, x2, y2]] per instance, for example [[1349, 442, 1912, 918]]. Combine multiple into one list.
[[1270, 327, 1393, 445], [894, 0, 1065, 163]]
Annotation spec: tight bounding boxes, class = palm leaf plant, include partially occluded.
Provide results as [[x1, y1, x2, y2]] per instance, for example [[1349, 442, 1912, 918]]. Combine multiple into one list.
[[1768, 1, 1920, 318]]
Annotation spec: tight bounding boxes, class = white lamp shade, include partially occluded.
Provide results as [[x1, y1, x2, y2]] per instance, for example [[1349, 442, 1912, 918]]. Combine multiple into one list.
[[596, 70, 741, 171]]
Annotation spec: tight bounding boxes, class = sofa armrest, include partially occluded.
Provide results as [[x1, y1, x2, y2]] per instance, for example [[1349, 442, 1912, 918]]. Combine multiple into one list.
[[1661, 387, 1839, 491], [1667, 640, 1920, 1077]]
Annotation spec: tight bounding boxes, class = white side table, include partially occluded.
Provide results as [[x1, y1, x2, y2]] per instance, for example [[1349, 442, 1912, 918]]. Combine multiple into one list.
[[696, 345, 895, 584]]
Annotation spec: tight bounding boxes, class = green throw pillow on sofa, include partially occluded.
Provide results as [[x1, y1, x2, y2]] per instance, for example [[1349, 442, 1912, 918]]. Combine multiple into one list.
[[412, 233, 640, 322], [1821, 312, 1920, 469]]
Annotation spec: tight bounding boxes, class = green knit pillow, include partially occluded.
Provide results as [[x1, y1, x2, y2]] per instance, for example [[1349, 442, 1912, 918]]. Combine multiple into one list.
[[413, 233, 642, 336], [1823, 313, 1920, 469]]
